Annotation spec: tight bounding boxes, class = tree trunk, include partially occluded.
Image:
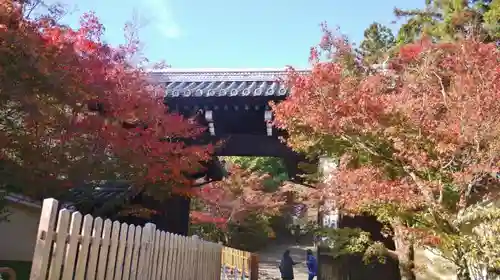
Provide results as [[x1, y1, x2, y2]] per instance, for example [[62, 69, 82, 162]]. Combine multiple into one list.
[[151, 194, 191, 235], [392, 222, 416, 280], [396, 241, 416, 280]]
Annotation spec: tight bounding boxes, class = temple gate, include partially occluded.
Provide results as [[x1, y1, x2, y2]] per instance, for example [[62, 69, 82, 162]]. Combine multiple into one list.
[[150, 68, 312, 234]]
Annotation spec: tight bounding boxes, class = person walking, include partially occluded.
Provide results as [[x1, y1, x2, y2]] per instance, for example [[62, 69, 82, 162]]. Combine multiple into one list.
[[294, 224, 301, 244], [279, 250, 300, 280], [306, 249, 318, 280]]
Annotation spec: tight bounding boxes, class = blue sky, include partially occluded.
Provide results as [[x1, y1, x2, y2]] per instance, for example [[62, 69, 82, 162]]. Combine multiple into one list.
[[56, 0, 423, 69]]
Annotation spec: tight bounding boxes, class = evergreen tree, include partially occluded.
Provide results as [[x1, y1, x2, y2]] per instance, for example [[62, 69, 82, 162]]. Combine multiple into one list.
[[358, 22, 396, 65], [394, 0, 499, 44]]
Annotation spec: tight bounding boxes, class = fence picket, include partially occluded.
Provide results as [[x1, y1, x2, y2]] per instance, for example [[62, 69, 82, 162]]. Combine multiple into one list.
[[96, 219, 112, 280], [201, 240, 208, 279], [209, 244, 214, 279], [136, 223, 151, 279], [216, 244, 222, 280], [216, 244, 223, 280], [204, 241, 209, 278], [146, 225, 157, 279], [145, 225, 154, 279], [156, 231, 166, 280], [29, 198, 257, 280], [191, 236, 198, 280], [195, 239, 202, 279], [150, 229, 160, 280], [179, 235, 188, 280], [29, 198, 59, 280], [47, 209, 70, 280], [196, 239, 203, 280], [186, 236, 193, 279], [122, 224, 136, 280], [163, 233, 173, 280], [86, 217, 103, 280], [170, 234, 180, 280], [105, 221, 121, 280], [61, 212, 82, 279], [186, 236, 194, 280], [74, 214, 94, 280], [205, 242, 211, 279], [113, 223, 129, 280], [129, 225, 142, 280]]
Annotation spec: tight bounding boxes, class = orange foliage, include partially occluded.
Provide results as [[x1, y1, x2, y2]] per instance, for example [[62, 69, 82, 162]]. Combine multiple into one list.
[[0, 1, 212, 197], [273, 29, 500, 214], [192, 167, 287, 226]]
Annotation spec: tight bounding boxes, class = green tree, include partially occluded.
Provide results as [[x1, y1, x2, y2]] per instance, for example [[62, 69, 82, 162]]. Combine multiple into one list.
[[223, 156, 288, 191], [358, 22, 396, 65], [394, 0, 499, 44]]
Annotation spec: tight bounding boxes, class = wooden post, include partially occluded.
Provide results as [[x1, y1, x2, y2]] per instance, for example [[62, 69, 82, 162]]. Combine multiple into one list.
[[30, 198, 59, 280], [216, 242, 223, 280], [249, 253, 259, 280]]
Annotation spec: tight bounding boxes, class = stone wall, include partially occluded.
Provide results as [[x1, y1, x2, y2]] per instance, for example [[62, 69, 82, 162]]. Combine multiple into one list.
[[0, 203, 40, 261]]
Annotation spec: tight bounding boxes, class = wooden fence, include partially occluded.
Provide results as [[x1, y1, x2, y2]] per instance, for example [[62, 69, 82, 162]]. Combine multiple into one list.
[[29, 198, 257, 280]]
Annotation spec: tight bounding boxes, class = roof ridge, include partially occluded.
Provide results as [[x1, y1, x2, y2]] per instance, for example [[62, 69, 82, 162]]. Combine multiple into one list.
[[147, 68, 311, 84], [147, 67, 311, 73]]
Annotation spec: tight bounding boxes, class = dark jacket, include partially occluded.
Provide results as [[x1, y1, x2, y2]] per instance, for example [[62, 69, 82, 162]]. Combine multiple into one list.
[[279, 251, 298, 279], [306, 254, 318, 276]]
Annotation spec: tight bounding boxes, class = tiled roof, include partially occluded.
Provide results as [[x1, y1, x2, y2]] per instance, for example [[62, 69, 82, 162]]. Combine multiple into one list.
[[147, 68, 311, 98], [66, 181, 132, 199], [59, 181, 138, 214], [166, 80, 289, 97], [4, 181, 136, 213]]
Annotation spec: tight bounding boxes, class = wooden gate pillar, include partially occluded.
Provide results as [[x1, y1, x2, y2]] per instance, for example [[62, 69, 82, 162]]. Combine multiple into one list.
[[250, 253, 259, 280], [317, 156, 340, 280]]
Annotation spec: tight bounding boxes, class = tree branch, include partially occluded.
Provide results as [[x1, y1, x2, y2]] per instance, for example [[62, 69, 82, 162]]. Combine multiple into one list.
[[432, 71, 448, 107], [405, 167, 436, 205]]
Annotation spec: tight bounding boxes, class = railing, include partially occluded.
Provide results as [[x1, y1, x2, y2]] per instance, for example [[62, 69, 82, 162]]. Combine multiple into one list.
[[221, 247, 258, 280], [29, 198, 257, 280]]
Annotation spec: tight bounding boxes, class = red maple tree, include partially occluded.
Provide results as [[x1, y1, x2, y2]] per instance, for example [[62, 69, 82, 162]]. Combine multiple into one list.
[[273, 25, 500, 279], [0, 0, 212, 198], [191, 166, 286, 226]]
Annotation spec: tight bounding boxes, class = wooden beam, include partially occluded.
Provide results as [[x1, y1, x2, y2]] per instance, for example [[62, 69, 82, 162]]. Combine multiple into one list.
[[214, 134, 291, 157]]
